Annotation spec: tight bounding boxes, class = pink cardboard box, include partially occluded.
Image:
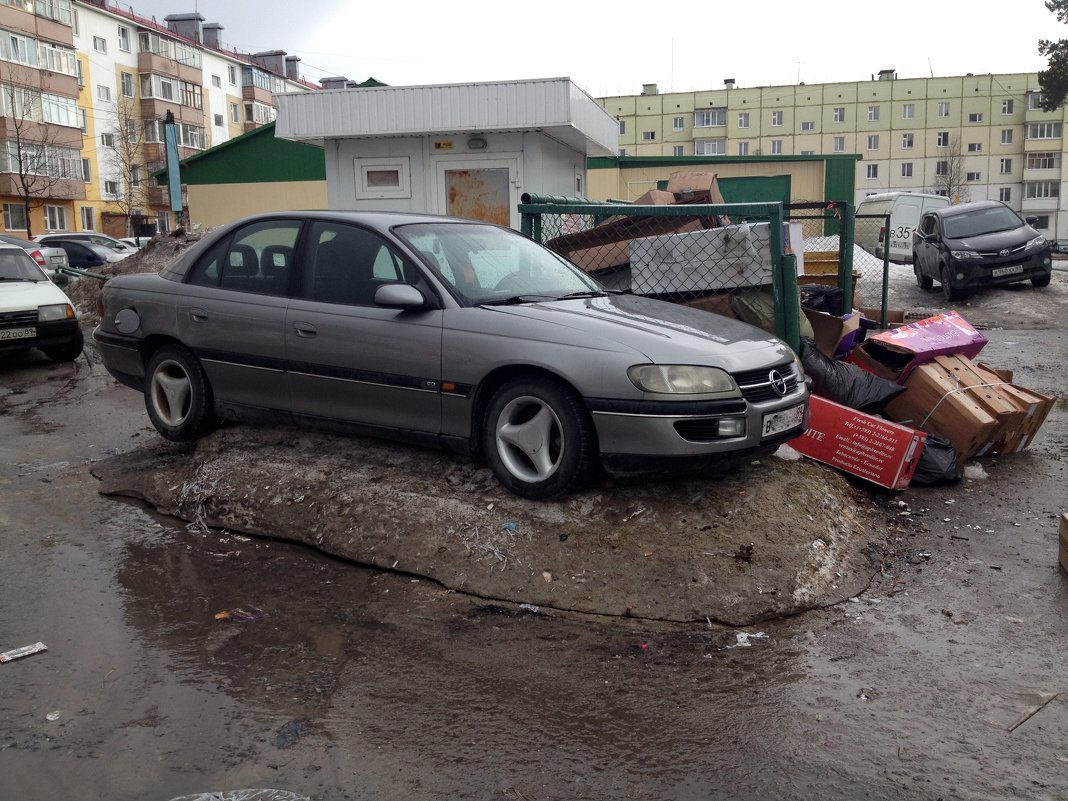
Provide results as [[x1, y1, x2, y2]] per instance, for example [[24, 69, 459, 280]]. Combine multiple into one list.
[[845, 310, 987, 384]]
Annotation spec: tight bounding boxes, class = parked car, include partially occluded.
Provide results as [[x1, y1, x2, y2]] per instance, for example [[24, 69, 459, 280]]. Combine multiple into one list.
[[119, 236, 150, 249], [35, 232, 135, 256], [912, 201, 1053, 301], [856, 191, 950, 264], [0, 244, 83, 361], [94, 211, 809, 499], [0, 234, 71, 284], [44, 239, 127, 271]]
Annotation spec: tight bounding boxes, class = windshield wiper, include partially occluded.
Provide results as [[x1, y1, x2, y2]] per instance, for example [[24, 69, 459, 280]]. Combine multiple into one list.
[[480, 294, 556, 306], [555, 290, 611, 300]]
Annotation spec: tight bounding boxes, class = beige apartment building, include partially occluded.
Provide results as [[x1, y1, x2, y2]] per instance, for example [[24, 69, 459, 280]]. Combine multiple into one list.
[[600, 71, 1068, 238]]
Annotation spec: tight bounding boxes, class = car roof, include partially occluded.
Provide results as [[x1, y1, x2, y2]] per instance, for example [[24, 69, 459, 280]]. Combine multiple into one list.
[[934, 200, 1007, 218]]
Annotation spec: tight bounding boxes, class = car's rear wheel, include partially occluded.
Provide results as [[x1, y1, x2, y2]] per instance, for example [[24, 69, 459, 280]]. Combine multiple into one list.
[[42, 327, 83, 362], [913, 256, 933, 290], [1032, 272, 1052, 288], [144, 343, 217, 441], [940, 265, 963, 302], [482, 376, 597, 499]]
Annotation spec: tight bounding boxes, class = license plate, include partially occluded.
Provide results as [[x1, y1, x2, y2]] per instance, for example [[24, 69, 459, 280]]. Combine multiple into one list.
[[992, 264, 1024, 277], [762, 403, 805, 438], [0, 327, 35, 340], [50, 255, 64, 264]]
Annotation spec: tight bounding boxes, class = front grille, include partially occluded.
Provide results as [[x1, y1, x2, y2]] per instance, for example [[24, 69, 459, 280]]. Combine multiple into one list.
[[733, 363, 798, 402], [0, 310, 38, 327], [977, 243, 1026, 258]]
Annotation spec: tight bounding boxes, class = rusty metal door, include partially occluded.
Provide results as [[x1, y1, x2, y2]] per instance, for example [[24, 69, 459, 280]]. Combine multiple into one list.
[[443, 167, 511, 226]]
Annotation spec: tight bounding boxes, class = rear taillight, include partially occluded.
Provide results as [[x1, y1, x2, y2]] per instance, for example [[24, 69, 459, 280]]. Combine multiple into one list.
[[877, 226, 885, 244], [29, 249, 46, 267]]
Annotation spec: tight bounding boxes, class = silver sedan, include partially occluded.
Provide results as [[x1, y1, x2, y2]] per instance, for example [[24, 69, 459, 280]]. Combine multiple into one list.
[[94, 212, 808, 498]]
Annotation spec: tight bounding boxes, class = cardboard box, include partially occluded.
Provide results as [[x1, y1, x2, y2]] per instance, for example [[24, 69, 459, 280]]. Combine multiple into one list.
[[860, 307, 906, 328], [631, 189, 676, 206], [802, 307, 864, 358], [629, 222, 773, 294], [846, 311, 987, 383], [683, 293, 737, 319], [788, 395, 927, 490], [1060, 512, 1068, 573]]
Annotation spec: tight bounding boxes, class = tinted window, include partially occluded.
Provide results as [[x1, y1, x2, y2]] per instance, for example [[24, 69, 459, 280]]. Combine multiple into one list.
[[942, 207, 1023, 239], [187, 220, 301, 296], [300, 222, 410, 306]]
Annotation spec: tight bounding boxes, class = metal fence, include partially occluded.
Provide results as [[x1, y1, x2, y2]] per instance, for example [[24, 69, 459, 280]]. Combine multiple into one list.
[[519, 196, 893, 350]]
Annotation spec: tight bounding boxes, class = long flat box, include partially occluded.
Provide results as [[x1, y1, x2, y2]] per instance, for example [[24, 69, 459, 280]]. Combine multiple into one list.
[[1060, 512, 1068, 573], [788, 395, 927, 490], [629, 222, 773, 294], [847, 311, 988, 383]]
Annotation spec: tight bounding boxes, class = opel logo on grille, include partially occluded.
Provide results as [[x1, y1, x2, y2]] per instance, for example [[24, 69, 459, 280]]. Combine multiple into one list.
[[768, 369, 789, 397], [999, 249, 1010, 256]]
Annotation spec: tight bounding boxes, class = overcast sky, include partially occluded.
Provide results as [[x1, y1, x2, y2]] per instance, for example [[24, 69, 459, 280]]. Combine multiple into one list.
[[121, 0, 1061, 97]]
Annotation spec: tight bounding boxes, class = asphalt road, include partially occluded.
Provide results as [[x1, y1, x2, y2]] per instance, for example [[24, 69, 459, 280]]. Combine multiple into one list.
[[1, 271, 1066, 801]]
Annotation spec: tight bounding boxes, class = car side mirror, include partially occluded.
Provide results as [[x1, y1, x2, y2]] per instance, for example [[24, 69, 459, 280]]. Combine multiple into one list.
[[1025, 215, 1039, 226], [374, 283, 427, 309]]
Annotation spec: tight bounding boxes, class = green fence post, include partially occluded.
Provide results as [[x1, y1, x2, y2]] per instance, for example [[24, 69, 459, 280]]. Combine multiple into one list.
[[768, 204, 800, 351], [521, 211, 534, 239], [837, 202, 855, 315]]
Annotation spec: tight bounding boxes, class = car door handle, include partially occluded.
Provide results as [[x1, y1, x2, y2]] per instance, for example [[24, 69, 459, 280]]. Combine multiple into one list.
[[293, 323, 317, 337], [191, 309, 209, 322]]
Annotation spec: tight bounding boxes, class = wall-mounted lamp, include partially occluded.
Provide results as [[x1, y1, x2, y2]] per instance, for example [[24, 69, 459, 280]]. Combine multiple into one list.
[[467, 136, 488, 150]]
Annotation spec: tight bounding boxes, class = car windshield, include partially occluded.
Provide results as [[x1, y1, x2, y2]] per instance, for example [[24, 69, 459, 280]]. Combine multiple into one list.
[[943, 206, 1024, 239], [394, 222, 602, 305], [0, 249, 46, 281]]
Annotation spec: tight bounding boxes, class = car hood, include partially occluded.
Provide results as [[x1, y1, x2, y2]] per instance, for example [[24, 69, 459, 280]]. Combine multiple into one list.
[[0, 280, 70, 312], [482, 294, 795, 370], [949, 225, 1039, 251]]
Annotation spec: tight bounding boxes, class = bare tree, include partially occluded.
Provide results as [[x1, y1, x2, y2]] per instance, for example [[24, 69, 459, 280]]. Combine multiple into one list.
[[1, 73, 82, 238], [930, 134, 970, 204], [100, 96, 150, 236]]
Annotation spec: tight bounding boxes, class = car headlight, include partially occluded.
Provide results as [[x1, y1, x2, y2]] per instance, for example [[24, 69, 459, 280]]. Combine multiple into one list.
[[950, 249, 980, 260], [1025, 235, 1046, 250], [38, 303, 75, 322], [627, 364, 736, 394]]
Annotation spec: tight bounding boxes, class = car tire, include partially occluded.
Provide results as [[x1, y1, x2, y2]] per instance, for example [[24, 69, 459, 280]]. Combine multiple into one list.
[[144, 343, 217, 441], [42, 327, 83, 362], [940, 265, 963, 302], [913, 256, 933, 290], [1032, 272, 1052, 288], [482, 376, 597, 499]]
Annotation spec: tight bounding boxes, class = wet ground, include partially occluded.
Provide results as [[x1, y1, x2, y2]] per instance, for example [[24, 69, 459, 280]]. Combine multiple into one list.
[[1, 270, 1066, 801]]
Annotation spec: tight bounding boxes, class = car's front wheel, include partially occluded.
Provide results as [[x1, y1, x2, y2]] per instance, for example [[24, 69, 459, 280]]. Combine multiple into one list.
[[913, 256, 933, 290], [940, 265, 963, 302], [1032, 272, 1052, 288], [42, 327, 83, 362], [482, 376, 597, 499], [144, 343, 217, 441]]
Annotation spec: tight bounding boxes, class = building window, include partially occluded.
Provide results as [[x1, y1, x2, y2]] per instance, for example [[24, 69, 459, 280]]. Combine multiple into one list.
[[672, 116, 684, 131], [901, 162, 913, 177], [771, 110, 783, 126], [1027, 122, 1063, 139], [902, 132, 914, 149], [125, 119, 136, 141], [833, 106, 845, 123], [118, 25, 130, 52], [738, 112, 749, 129], [936, 131, 949, 147], [76, 59, 83, 87], [695, 108, 726, 127], [937, 101, 950, 117], [800, 120, 815, 131], [120, 72, 134, 97], [1026, 152, 1059, 169], [81, 158, 90, 182], [1001, 129, 1014, 144], [832, 136, 844, 152], [80, 206, 94, 231], [999, 187, 1012, 202], [92, 35, 106, 53], [212, 75, 222, 88], [771, 139, 782, 155], [968, 112, 983, 123], [1027, 92, 1045, 110], [97, 85, 111, 102], [737, 142, 749, 156], [618, 119, 626, 135], [100, 132, 114, 148], [213, 113, 223, 126], [618, 149, 626, 157], [1033, 215, 1051, 229], [800, 150, 815, 155], [229, 102, 239, 123], [228, 65, 237, 85], [966, 171, 981, 181], [902, 103, 914, 119], [867, 105, 880, 121], [642, 131, 655, 141], [867, 134, 879, 150], [1025, 181, 1059, 198], [131, 166, 141, 186], [967, 142, 982, 152], [355, 156, 412, 200], [78, 108, 87, 133], [4, 202, 27, 230], [694, 138, 726, 155], [45, 206, 66, 231], [1001, 99, 1014, 114], [1000, 158, 1013, 173], [866, 164, 879, 179], [936, 160, 948, 176], [672, 145, 683, 156]]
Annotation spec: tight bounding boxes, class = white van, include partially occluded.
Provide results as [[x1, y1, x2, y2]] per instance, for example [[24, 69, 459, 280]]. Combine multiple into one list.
[[855, 192, 950, 264]]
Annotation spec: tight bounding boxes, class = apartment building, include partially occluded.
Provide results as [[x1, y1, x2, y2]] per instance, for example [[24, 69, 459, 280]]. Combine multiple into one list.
[[600, 71, 1068, 238], [0, 0, 315, 240]]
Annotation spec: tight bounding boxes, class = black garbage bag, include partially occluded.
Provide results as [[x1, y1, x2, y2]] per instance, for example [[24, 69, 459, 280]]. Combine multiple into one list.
[[911, 434, 963, 486], [799, 284, 845, 314], [799, 337, 907, 413]]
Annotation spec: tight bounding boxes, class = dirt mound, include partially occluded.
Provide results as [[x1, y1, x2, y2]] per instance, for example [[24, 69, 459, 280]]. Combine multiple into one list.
[[93, 425, 888, 625]]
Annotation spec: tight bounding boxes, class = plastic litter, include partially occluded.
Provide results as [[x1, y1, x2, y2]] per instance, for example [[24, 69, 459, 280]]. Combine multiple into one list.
[[518, 603, 540, 613], [910, 433, 963, 486], [0, 642, 47, 663], [964, 462, 988, 480], [214, 606, 265, 622], [46, 711, 61, 721], [728, 631, 768, 648], [274, 720, 304, 749], [799, 337, 906, 413], [168, 791, 311, 801], [773, 443, 803, 461]]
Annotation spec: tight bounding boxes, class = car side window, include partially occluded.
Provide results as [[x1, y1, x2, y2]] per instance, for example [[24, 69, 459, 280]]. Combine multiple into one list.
[[301, 222, 412, 306], [920, 215, 936, 237], [187, 220, 301, 296]]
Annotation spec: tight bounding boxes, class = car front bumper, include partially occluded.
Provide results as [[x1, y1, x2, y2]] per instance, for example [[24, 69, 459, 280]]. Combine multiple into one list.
[[0, 318, 80, 354], [948, 249, 1052, 290]]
